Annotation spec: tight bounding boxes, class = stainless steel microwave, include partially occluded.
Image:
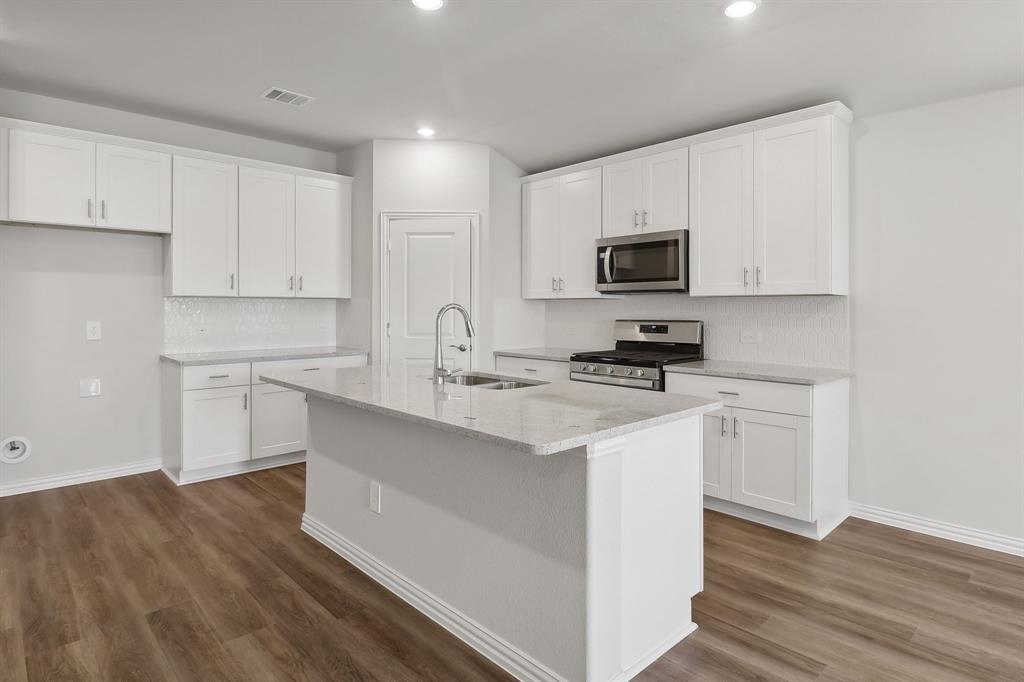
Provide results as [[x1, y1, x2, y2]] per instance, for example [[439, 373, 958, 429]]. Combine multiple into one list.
[[596, 229, 688, 293]]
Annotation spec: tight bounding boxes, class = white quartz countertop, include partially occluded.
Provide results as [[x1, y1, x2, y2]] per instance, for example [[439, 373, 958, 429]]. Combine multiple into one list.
[[493, 348, 578, 362], [160, 346, 368, 367], [259, 365, 721, 456], [664, 360, 850, 385]]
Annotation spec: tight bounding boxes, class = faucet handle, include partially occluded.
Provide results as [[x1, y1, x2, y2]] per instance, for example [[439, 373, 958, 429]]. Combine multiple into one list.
[[448, 344, 469, 352]]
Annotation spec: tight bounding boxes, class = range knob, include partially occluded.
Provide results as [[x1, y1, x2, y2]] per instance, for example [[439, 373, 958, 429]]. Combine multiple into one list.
[[636, 368, 645, 377], [605, 366, 615, 374], [586, 365, 595, 372], [624, 368, 633, 376]]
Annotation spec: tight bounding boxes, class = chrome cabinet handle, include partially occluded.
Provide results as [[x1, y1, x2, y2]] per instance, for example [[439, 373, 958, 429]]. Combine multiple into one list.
[[448, 344, 468, 352], [302, 367, 321, 371], [229, 273, 235, 290], [87, 198, 93, 219], [289, 275, 294, 291], [208, 374, 229, 379], [558, 277, 565, 291], [243, 393, 247, 410], [522, 367, 538, 372], [733, 416, 738, 439], [720, 415, 727, 437], [717, 391, 739, 396], [633, 209, 640, 229], [743, 267, 749, 288], [100, 199, 106, 220], [298, 276, 303, 291], [642, 209, 648, 228], [552, 277, 558, 292], [756, 266, 762, 287]]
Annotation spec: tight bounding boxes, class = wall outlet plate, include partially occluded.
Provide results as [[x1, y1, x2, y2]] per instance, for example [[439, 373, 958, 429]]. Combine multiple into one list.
[[79, 378, 102, 397], [741, 329, 762, 344], [369, 480, 382, 514]]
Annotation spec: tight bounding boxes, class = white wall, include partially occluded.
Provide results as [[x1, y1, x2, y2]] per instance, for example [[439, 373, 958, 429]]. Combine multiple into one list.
[[849, 87, 1024, 539], [0, 90, 338, 490], [336, 140, 544, 368]]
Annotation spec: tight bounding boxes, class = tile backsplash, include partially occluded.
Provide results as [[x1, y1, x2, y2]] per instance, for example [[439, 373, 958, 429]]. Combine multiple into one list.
[[545, 295, 848, 368], [164, 297, 336, 353]]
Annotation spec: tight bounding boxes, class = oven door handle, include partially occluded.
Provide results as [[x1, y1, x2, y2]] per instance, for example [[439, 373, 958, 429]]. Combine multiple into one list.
[[603, 247, 615, 283]]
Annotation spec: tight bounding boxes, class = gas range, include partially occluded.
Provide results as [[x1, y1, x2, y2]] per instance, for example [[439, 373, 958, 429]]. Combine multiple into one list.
[[570, 320, 704, 391]]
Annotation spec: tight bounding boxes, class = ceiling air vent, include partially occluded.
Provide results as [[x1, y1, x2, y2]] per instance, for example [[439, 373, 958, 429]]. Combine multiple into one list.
[[262, 86, 315, 108]]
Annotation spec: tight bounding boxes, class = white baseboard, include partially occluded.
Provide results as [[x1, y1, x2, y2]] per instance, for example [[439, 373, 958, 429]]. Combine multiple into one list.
[[848, 502, 1024, 558], [0, 458, 161, 497], [301, 513, 565, 682], [613, 621, 698, 682], [163, 451, 306, 486]]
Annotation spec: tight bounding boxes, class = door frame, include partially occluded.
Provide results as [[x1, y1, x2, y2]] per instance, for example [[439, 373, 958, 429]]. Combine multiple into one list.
[[378, 211, 481, 371]]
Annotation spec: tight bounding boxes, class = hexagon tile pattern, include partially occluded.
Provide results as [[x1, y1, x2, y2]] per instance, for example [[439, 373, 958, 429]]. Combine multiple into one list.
[[164, 297, 336, 353]]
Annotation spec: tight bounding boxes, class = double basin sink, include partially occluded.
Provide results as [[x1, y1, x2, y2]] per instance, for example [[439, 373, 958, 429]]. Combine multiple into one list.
[[443, 372, 548, 390]]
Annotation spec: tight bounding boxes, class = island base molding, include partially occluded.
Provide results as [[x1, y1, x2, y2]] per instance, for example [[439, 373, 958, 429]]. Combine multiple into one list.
[[302, 396, 704, 681], [703, 496, 849, 541]]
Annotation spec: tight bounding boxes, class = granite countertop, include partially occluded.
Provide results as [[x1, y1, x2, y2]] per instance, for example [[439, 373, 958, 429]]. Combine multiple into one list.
[[259, 365, 720, 456], [493, 348, 579, 362], [664, 360, 850, 385], [160, 346, 368, 367]]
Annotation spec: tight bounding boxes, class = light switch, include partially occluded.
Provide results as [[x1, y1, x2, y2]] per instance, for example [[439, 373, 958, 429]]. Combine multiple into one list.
[[369, 480, 382, 514], [86, 321, 102, 340], [79, 378, 102, 397]]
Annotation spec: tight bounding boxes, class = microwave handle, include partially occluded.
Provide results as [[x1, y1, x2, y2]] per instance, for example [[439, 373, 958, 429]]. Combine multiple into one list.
[[603, 247, 614, 283]]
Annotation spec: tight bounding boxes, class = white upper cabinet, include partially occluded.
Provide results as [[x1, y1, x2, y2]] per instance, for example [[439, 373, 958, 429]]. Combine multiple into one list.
[[689, 132, 754, 297], [239, 166, 295, 297], [169, 155, 239, 297], [754, 117, 837, 295], [523, 169, 605, 299], [641, 147, 689, 233], [558, 168, 603, 297], [522, 177, 562, 298], [295, 175, 351, 298], [9, 129, 96, 227], [601, 159, 642, 237], [95, 143, 171, 233]]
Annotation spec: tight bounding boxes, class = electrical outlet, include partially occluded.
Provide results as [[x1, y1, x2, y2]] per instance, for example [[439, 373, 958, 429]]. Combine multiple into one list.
[[369, 480, 382, 514], [741, 329, 762, 344], [79, 378, 102, 397], [86, 320, 102, 340]]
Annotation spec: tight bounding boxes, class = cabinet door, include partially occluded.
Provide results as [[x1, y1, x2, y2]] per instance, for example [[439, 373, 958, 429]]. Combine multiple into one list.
[[522, 178, 561, 299], [239, 166, 295, 297], [182, 385, 250, 470], [641, 147, 688, 232], [251, 383, 307, 459], [688, 133, 753, 296], [295, 175, 350, 298], [171, 155, 239, 296], [95, 143, 171, 233], [601, 159, 642, 237], [558, 168, 602, 297], [702, 407, 732, 500], [754, 117, 831, 295], [9, 129, 96, 227], [730, 408, 811, 521]]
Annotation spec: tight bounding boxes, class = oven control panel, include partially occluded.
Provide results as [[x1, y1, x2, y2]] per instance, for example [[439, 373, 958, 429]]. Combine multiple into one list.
[[571, 362, 647, 378], [569, 362, 661, 390]]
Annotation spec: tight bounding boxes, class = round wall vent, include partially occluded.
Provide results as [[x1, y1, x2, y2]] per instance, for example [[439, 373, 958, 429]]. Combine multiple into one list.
[[1, 437, 32, 464]]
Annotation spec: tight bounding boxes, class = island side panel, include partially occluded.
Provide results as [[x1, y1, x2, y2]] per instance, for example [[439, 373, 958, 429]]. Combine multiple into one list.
[[302, 396, 588, 681], [584, 417, 703, 681]]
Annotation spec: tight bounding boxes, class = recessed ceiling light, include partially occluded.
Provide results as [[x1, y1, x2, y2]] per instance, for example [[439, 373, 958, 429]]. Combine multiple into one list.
[[724, 0, 760, 18], [417, 127, 436, 138], [412, 0, 444, 10]]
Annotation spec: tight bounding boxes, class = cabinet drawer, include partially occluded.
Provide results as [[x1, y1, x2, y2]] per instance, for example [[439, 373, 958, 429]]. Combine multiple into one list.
[[495, 356, 569, 382], [183, 363, 251, 390], [665, 373, 810, 417], [252, 354, 367, 384]]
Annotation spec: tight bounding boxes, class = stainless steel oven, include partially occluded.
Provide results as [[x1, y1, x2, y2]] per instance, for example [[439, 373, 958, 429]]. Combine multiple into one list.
[[596, 229, 688, 293]]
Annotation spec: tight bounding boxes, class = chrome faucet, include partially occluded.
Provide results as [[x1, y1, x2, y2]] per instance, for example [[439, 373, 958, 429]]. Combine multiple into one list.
[[434, 303, 476, 384]]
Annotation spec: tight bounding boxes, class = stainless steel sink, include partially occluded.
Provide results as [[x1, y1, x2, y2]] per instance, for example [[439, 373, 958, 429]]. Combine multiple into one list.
[[443, 373, 502, 386], [478, 380, 546, 390]]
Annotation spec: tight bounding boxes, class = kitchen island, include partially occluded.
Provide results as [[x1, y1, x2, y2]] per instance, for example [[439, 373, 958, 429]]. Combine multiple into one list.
[[260, 365, 720, 682]]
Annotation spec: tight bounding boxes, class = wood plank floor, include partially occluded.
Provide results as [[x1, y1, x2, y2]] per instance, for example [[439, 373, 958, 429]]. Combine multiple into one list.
[[1, 464, 1021, 681]]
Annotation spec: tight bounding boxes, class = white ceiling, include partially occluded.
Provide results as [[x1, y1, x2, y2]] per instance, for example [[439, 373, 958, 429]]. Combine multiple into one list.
[[0, 0, 1020, 172]]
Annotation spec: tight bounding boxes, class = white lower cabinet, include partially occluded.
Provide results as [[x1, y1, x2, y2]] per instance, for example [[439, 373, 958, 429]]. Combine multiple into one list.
[[182, 385, 251, 470], [251, 382, 307, 459], [669, 372, 848, 539]]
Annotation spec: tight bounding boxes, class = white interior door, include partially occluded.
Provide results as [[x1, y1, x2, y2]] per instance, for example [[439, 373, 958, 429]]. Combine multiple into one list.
[[9, 129, 96, 227], [386, 215, 473, 374], [95, 143, 171, 233], [239, 166, 295, 297], [688, 133, 753, 296]]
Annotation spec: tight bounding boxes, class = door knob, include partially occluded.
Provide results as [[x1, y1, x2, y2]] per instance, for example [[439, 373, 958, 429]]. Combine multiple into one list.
[[449, 344, 469, 352]]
